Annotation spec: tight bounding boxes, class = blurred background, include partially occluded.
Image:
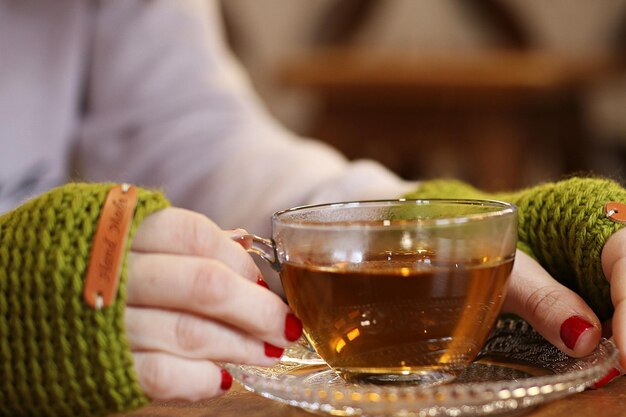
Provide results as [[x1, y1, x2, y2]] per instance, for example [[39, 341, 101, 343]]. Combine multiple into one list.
[[219, 0, 626, 191]]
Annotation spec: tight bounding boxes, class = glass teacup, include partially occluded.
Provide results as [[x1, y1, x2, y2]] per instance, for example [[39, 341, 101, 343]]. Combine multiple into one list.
[[238, 199, 517, 385]]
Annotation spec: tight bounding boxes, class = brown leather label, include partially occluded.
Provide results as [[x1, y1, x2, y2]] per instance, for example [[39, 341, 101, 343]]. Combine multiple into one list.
[[84, 184, 138, 309], [605, 202, 626, 223]]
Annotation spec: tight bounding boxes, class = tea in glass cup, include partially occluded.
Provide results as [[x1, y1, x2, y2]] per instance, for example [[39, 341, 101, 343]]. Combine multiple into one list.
[[239, 199, 517, 384]]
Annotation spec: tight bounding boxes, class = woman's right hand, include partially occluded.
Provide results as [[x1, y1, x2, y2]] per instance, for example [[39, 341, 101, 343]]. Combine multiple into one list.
[[123, 208, 302, 401]]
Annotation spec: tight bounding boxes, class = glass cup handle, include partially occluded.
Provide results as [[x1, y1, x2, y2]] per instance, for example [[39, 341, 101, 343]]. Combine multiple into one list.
[[230, 230, 281, 272], [230, 230, 317, 355]]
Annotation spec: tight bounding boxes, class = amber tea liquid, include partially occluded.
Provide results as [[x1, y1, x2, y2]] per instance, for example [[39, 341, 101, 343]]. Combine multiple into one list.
[[280, 252, 513, 382]]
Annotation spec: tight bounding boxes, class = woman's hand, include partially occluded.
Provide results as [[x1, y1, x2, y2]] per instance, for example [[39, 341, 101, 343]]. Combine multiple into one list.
[[124, 208, 302, 401], [502, 227, 626, 387], [402, 176, 626, 387], [502, 251, 603, 357]]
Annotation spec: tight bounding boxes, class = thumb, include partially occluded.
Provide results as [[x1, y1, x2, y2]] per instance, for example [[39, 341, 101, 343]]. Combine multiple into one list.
[[502, 251, 602, 357]]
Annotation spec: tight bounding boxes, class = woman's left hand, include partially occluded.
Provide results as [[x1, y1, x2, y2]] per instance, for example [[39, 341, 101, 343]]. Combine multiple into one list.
[[501, 228, 626, 387]]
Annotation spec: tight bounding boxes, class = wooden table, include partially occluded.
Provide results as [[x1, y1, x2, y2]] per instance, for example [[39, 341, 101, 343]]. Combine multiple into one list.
[[124, 377, 626, 417]]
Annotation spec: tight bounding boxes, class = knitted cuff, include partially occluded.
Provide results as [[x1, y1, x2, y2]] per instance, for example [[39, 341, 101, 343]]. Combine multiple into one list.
[[0, 183, 169, 417], [405, 177, 626, 321]]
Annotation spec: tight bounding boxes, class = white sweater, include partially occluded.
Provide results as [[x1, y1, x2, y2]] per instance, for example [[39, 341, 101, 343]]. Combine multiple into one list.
[[0, 0, 414, 235]]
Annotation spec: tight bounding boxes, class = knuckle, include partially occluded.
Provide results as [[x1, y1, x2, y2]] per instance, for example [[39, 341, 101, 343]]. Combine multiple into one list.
[[257, 298, 286, 338], [524, 286, 563, 319], [174, 314, 207, 353], [223, 334, 266, 365], [239, 255, 261, 281], [604, 230, 626, 281], [610, 258, 626, 305], [138, 356, 171, 399], [218, 235, 259, 280], [180, 211, 214, 256], [232, 340, 262, 365], [189, 261, 230, 308], [614, 257, 626, 278]]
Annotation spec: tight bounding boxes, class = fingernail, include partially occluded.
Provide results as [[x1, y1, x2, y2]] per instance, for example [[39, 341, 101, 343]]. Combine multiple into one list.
[[285, 313, 303, 342], [257, 275, 269, 289], [229, 229, 251, 248], [560, 315, 594, 350], [264, 342, 284, 358], [593, 367, 620, 389], [220, 368, 233, 390]]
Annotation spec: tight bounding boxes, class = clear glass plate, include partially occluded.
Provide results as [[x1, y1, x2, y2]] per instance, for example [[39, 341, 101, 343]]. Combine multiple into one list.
[[224, 318, 619, 417]]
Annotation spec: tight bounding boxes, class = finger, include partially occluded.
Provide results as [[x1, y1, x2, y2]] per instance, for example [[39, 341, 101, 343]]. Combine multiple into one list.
[[601, 227, 626, 281], [589, 337, 624, 390], [502, 250, 601, 357], [226, 228, 253, 250], [126, 307, 281, 367], [599, 228, 626, 384], [608, 257, 626, 367], [132, 208, 261, 282], [133, 352, 231, 401], [126, 253, 302, 348], [227, 229, 268, 287], [603, 230, 626, 367], [592, 366, 622, 389]]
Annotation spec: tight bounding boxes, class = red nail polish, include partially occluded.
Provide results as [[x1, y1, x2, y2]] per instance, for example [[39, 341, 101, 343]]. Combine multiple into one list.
[[560, 316, 594, 350], [257, 275, 269, 289], [220, 368, 233, 390], [593, 367, 620, 389], [285, 313, 303, 342], [264, 342, 284, 358]]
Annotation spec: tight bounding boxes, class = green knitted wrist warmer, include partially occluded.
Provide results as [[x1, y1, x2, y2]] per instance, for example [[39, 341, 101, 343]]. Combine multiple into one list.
[[0, 183, 169, 417], [405, 177, 626, 321]]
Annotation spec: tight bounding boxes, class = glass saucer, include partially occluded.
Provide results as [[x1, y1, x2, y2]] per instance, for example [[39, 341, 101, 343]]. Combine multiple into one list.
[[224, 318, 619, 417]]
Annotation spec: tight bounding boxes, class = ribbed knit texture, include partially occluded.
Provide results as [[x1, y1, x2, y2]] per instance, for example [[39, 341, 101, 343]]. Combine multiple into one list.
[[0, 183, 169, 417], [405, 177, 626, 321]]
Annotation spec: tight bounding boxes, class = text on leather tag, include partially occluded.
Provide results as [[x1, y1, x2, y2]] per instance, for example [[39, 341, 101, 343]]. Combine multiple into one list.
[[84, 184, 138, 309]]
